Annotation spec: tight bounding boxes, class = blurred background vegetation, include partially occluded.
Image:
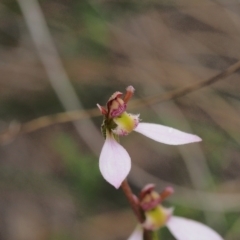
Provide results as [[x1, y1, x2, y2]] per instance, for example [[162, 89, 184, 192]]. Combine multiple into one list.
[[0, 0, 240, 239]]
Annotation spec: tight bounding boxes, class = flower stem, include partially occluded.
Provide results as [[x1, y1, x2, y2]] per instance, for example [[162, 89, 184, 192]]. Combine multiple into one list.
[[121, 179, 145, 223], [143, 229, 153, 240], [121, 180, 153, 240], [152, 231, 159, 240]]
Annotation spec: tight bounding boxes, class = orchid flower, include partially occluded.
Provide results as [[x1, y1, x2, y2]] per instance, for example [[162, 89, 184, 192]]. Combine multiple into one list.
[[128, 217, 224, 240], [97, 86, 202, 188], [128, 185, 224, 240]]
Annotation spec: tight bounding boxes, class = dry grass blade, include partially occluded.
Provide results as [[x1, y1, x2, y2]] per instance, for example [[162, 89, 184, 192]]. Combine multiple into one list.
[[17, 0, 103, 154]]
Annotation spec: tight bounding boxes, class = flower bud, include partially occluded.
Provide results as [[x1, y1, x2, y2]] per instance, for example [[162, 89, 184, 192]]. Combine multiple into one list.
[[139, 184, 173, 231], [139, 184, 161, 211]]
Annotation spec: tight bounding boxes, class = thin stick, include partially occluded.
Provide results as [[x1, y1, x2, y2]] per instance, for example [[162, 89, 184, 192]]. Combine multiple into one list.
[[129, 59, 240, 108], [1, 59, 240, 144]]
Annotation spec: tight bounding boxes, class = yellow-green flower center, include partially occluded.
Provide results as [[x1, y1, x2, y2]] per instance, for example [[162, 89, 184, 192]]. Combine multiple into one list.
[[113, 112, 139, 135], [143, 206, 172, 230]]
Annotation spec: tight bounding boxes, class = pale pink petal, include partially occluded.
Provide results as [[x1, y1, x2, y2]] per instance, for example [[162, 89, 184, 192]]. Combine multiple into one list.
[[99, 135, 131, 188], [134, 123, 202, 145], [127, 226, 143, 240], [166, 216, 224, 240]]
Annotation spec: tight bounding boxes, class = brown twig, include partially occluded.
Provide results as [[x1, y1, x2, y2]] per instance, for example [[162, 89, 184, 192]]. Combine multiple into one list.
[[0, 108, 100, 144], [1, 60, 240, 144], [129, 59, 240, 108]]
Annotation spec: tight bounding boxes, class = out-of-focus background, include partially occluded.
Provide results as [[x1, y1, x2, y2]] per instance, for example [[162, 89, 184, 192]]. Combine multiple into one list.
[[0, 0, 240, 239]]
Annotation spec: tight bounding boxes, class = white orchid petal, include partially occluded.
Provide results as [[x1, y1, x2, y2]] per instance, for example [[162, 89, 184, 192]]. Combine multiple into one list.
[[99, 134, 131, 188], [134, 123, 202, 145], [127, 225, 143, 240], [166, 216, 224, 240]]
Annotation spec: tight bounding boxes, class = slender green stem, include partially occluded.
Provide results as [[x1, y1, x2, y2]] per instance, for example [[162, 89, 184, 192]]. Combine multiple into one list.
[[152, 231, 159, 240]]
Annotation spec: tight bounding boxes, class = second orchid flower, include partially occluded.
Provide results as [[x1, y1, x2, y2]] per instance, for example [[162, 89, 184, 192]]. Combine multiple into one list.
[[128, 185, 223, 240]]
